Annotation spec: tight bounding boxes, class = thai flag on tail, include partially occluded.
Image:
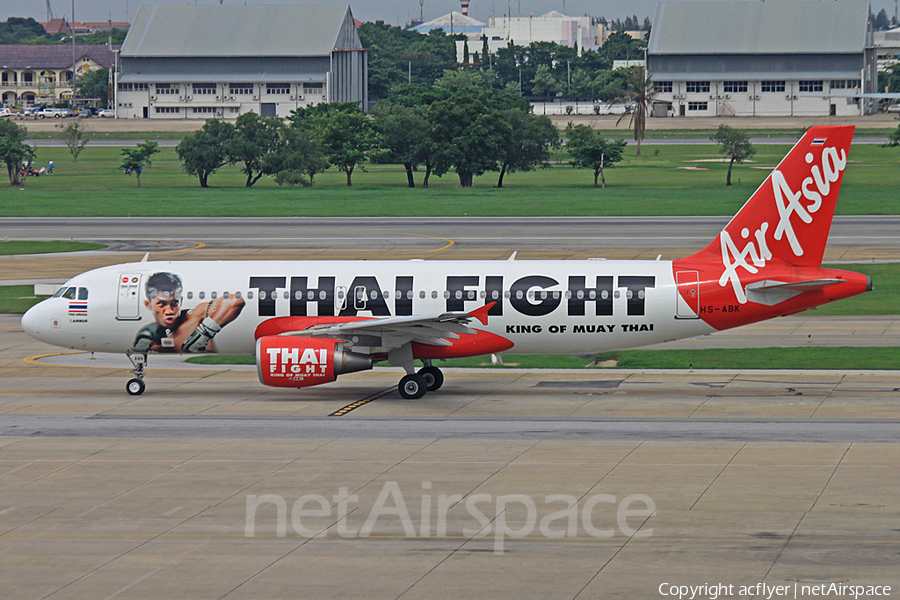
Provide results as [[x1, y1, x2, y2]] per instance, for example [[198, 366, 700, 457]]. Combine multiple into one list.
[[811, 138, 827, 146]]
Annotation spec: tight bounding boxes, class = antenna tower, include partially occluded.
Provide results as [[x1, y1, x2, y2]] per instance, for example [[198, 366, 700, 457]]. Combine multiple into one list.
[[46, 0, 55, 20]]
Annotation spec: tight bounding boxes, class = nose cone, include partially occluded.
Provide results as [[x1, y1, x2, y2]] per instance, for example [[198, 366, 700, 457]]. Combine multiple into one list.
[[21, 302, 44, 341]]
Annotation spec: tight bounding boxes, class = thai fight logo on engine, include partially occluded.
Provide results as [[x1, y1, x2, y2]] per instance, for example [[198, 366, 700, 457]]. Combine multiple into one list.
[[718, 143, 847, 304], [265, 346, 330, 384]]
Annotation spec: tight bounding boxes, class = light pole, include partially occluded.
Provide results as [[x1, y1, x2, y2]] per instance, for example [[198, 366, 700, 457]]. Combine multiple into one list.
[[70, 0, 76, 109]]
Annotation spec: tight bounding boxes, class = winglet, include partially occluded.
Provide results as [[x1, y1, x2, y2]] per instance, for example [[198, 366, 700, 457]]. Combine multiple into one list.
[[468, 302, 495, 326]]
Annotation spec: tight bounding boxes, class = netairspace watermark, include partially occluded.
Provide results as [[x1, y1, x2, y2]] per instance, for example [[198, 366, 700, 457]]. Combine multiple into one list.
[[245, 481, 656, 554], [658, 582, 893, 600]]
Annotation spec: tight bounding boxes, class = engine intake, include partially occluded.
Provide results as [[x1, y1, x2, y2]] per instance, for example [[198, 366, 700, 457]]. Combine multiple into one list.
[[256, 336, 372, 388]]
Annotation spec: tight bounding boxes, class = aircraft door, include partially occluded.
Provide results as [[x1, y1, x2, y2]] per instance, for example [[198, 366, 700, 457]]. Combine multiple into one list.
[[353, 286, 367, 311], [117, 273, 143, 320], [675, 271, 700, 319]]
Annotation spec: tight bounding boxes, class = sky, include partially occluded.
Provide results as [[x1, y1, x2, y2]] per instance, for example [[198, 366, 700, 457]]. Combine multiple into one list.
[[4, 0, 897, 28]]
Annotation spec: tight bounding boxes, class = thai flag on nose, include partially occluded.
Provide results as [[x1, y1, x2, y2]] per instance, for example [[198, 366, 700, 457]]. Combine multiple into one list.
[[68, 302, 88, 314]]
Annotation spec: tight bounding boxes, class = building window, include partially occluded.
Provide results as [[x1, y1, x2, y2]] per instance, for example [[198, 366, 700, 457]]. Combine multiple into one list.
[[723, 81, 748, 93], [654, 81, 672, 93], [229, 83, 253, 95], [192, 107, 217, 113], [302, 82, 324, 95], [155, 106, 180, 113], [266, 83, 290, 95], [798, 80, 823, 93], [118, 83, 147, 92], [685, 81, 710, 93], [831, 80, 860, 89], [193, 84, 216, 95], [687, 101, 708, 111], [761, 80, 786, 93], [156, 83, 179, 94]]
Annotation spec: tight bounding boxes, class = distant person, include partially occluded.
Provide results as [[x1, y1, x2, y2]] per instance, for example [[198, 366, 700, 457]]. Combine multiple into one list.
[[47, 161, 53, 174]]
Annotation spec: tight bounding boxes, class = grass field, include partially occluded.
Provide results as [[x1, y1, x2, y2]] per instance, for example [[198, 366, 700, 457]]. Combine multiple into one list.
[[185, 346, 900, 370], [2, 143, 898, 217], [0, 286, 49, 314], [0, 241, 105, 255]]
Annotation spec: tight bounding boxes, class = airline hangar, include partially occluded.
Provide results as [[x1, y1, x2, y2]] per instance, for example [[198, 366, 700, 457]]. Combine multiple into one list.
[[115, 4, 367, 120], [647, 1, 875, 117]]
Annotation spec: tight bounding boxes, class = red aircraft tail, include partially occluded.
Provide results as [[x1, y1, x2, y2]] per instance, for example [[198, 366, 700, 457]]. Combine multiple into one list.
[[673, 126, 870, 329]]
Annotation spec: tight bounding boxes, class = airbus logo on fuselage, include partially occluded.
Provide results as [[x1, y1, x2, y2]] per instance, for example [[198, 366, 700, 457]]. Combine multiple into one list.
[[248, 275, 657, 318]]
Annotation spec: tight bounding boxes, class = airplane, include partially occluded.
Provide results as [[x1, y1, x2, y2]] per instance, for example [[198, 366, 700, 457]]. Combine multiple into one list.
[[21, 125, 871, 399]]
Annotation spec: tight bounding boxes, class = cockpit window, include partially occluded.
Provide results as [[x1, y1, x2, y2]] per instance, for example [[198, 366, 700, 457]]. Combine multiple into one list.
[[51, 287, 67, 298], [78, 287, 88, 300], [61, 287, 76, 299]]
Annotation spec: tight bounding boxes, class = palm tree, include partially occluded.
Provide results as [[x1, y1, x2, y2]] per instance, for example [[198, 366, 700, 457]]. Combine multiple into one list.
[[615, 67, 657, 158]]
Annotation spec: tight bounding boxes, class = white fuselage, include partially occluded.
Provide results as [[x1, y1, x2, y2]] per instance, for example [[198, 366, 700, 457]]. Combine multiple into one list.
[[24, 259, 716, 356]]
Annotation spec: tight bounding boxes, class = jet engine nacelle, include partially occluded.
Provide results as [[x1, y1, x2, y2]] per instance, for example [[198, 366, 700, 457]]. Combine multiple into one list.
[[256, 336, 373, 388]]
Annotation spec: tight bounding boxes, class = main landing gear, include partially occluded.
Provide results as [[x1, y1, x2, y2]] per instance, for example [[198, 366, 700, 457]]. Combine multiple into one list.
[[389, 343, 444, 400], [125, 351, 147, 396], [398, 365, 444, 400]]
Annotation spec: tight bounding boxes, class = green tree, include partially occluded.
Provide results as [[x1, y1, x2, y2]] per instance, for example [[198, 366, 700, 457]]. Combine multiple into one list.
[[119, 141, 159, 188], [531, 64, 560, 97], [615, 67, 657, 157], [372, 101, 429, 188], [267, 127, 330, 187], [495, 110, 558, 187], [56, 120, 92, 162], [566, 124, 627, 188], [427, 88, 527, 187], [176, 119, 235, 187], [0, 18, 50, 44], [709, 124, 756, 186], [74, 67, 110, 106], [229, 112, 284, 187], [315, 103, 378, 187], [0, 119, 32, 186]]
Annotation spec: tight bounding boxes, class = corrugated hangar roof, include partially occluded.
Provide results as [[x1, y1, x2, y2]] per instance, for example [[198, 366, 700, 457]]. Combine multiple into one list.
[[649, 1, 869, 55], [121, 4, 357, 57]]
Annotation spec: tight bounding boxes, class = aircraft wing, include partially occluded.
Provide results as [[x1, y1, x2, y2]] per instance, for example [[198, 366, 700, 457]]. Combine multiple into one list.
[[279, 303, 493, 348]]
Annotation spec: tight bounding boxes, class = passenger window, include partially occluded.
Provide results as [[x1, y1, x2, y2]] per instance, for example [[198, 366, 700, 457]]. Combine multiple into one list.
[[187, 291, 193, 300], [62, 287, 76, 299], [224, 292, 230, 299], [419, 291, 426, 299], [78, 287, 88, 300], [246, 291, 254, 300], [199, 291, 206, 300], [236, 291, 242, 299], [431, 291, 438, 299], [211, 291, 218, 299]]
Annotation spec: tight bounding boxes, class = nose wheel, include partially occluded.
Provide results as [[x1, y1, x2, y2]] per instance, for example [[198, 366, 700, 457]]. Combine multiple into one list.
[[125, 351, 147, 396], [126, 378, 145, 396]]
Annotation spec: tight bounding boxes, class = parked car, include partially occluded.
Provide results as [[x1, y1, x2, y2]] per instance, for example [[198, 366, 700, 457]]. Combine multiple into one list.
[[37, 108, 70, 118], [887, 103, 900, 113], [97, 108, 115, 118], [77, 108, 93, 118], [0, 108, 11, 118]]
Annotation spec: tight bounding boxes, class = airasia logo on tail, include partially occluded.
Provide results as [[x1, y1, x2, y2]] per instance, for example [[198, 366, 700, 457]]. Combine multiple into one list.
[[718, 136, 848, 304]]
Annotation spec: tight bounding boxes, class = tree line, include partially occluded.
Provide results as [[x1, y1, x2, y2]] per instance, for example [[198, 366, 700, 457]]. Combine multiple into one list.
[[176, 73, 568, 189]]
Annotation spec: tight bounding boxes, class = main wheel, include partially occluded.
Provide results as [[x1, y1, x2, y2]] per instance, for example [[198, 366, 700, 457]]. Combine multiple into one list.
[[418, 366, 444, 391], [398, 373, 427, 400], [126, 378, 145, 396]]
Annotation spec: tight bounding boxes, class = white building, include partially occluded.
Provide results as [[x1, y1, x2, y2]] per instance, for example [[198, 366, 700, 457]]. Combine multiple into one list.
[[116, 4, 367, 120], [455, 11, 595, 62], [647, 1, 874, 117]]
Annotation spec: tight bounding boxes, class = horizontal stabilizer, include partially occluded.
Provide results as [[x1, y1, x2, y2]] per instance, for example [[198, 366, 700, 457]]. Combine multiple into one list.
[[745, 278, 846, 306]]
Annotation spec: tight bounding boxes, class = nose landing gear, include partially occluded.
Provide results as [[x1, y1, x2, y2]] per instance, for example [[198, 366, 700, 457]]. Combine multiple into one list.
[[125, 351, 147, 395]]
